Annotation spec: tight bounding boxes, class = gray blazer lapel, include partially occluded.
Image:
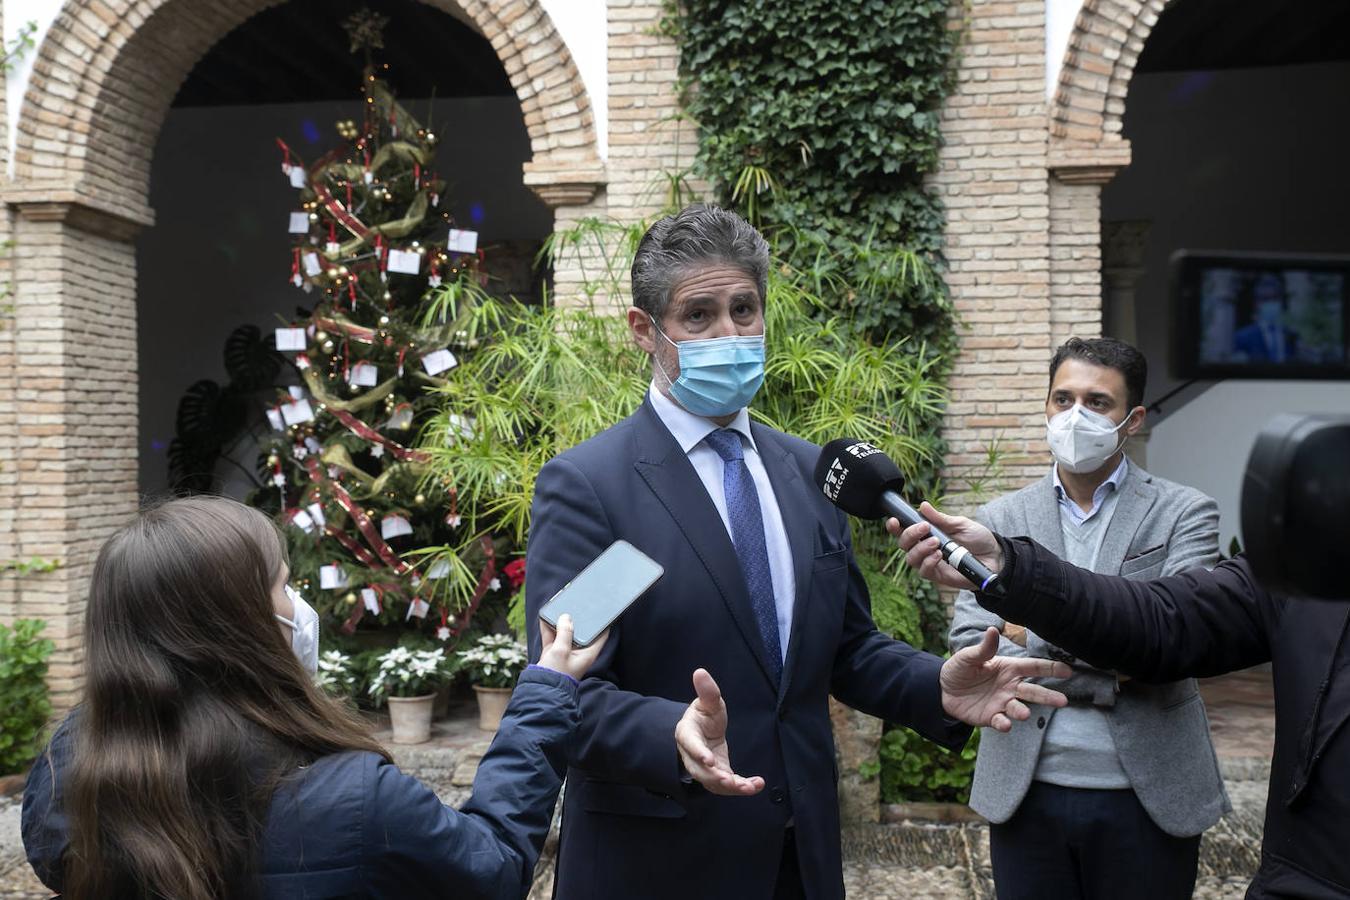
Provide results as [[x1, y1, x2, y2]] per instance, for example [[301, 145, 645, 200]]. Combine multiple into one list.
[[1027, 472, 1067, 557], [1097, 467, 1159, 575]]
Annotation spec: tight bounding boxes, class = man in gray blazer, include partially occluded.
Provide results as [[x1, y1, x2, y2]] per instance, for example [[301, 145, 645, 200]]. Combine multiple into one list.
[[950, 337, 1229, 900]]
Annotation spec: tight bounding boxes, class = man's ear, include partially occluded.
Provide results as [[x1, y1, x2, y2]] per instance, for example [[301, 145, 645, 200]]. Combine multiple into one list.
[[628, 307, 657, 354], [1124, 406, 1147, 437]]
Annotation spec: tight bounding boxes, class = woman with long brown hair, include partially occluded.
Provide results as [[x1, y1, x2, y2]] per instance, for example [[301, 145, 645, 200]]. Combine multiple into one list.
[[22, 496, 604, 899]]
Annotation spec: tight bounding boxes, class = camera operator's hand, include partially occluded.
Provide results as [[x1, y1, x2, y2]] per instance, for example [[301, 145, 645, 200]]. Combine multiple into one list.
[[887, 501, 1004, 591], [538, 614, 608, 681]]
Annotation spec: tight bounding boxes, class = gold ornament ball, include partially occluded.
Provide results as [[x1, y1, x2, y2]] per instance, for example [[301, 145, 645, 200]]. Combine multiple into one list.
[[343, 591, 357, 606], [378, 315, 390, 326], [315, 331, 329, 343], [414, 493, 426, 505], [266, 453, 280, 466], [308, 212, 319, 223], [322, 340, 335, 353]]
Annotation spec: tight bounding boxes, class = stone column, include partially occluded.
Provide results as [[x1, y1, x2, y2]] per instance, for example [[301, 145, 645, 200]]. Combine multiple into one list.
[[2, 187, 150, 709], [1102, 220, 1152, 467]]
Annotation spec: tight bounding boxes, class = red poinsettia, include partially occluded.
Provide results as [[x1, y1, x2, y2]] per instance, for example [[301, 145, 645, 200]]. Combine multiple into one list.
[[504, 558, 526, 589]]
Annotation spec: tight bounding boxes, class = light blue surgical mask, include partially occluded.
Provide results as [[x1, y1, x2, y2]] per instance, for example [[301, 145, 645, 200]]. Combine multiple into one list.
[[651, 316, 766, 417]]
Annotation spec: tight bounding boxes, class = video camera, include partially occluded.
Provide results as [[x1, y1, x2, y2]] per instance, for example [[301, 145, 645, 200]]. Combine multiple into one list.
[[1242, 414, 1350, 600]]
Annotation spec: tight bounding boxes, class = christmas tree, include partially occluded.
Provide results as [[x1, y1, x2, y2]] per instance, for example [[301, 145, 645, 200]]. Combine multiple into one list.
[[257, 11, 501, 641]]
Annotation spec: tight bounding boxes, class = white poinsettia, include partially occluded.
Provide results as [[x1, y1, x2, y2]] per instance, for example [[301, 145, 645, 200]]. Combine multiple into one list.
[[368, 646, 450, 700], [456, 633, 528, 689]]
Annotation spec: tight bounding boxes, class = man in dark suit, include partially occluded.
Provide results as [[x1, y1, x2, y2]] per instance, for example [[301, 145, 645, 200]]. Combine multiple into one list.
[[525, 204, 1068, 900]]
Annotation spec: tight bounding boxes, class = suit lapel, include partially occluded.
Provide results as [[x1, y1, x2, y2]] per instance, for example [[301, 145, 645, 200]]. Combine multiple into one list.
[[751, 422, 815, 700], [1097, 468, 1157, 575], [1028, 472, 1067, 557], [631, 401, 781, 690]]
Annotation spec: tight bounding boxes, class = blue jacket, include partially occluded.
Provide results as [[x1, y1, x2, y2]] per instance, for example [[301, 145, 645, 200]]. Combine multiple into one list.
[[524, 399, 969, 900], [22, 666, 578, 899]]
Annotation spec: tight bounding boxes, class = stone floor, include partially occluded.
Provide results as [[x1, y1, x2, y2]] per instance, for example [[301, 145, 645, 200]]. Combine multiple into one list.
[[0, 667, 1276, 898]]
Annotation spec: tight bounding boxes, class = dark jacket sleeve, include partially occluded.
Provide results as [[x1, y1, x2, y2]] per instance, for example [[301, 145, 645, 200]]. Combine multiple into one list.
[[363, 667, 579, 900], [829, 517, 971, 751], [980, 535, 1276, 681], [21, 713, 76, 893], [524, 455, 687, 795]]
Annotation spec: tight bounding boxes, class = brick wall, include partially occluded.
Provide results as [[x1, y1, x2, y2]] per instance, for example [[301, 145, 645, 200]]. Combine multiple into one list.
[[930, 1, 1055, 502]]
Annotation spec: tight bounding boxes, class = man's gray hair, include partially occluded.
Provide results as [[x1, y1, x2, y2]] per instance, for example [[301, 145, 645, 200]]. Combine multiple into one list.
[[630, 204, 770, 320]]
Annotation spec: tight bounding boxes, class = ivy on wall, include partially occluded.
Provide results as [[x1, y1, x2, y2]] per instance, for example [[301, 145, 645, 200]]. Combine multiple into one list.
[[666, 0, 964, 653]]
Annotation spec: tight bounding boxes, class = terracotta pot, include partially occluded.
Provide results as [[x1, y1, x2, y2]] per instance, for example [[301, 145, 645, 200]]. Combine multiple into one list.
[[387, 693, 436, 744], [473, 685, 513, 732]]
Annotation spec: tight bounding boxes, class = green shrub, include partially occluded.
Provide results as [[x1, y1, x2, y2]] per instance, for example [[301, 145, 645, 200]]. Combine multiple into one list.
[[857, 554, 922, 650], [0, 618, 55, 775], [878, 724, 979, 804]]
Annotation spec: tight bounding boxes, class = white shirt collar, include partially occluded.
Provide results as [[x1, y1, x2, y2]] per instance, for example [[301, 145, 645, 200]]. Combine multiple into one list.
[[647, 383, 757, 455], [1052, 454, 1129, 502]]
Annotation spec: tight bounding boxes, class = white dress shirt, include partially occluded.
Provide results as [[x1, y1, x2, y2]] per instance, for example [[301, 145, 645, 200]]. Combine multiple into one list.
[[648, 385, 796, 660]]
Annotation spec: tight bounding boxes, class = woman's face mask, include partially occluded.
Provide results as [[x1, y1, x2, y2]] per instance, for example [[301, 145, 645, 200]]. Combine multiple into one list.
[[650, 316, 766, 417], [276, 583, 320, 675]]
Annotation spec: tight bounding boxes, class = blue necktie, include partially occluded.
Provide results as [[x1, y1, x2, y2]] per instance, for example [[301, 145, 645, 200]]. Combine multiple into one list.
[[704, 428, 782, 683]]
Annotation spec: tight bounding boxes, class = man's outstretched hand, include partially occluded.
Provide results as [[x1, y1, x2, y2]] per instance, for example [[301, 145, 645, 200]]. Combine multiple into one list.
[[941, 627, 1072, 732], [674, 668, 765, 796], [887, 501, 1004, 591]]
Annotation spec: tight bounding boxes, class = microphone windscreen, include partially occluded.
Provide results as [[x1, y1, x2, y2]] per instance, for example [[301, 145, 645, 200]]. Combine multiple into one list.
[[813, 439, 907, 519]]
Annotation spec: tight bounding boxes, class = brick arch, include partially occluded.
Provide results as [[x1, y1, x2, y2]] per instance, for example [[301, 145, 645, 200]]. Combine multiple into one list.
[[1049, 0, 1172, 174], [11, 0, 603, 221]]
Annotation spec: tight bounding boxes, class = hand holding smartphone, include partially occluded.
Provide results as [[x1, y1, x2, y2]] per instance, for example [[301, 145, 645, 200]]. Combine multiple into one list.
[[537, 540, 664, 647]]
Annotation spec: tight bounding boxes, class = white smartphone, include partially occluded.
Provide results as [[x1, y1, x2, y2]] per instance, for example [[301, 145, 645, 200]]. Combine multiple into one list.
[[537, 540, 664, 647]]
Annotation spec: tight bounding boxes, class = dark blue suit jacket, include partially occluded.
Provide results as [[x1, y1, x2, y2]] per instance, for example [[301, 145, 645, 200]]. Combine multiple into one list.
[[23, 668, 578, 899], [525, 399, 968, 900]]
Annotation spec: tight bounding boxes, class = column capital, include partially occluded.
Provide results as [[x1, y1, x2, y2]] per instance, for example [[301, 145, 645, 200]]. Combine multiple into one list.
[[3, 181, 154, 241], [522, 157, 607, 208]]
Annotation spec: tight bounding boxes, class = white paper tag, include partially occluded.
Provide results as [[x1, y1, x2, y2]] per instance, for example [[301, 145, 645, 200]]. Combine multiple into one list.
[[288, 385, 307, 400], [280, 399, 314, 425], [291, 509, 314, 532], [266, 409, 285, 430], [421, 349, 457, 376], [348, 362, 378, 386], [302, 252, 322, 276], [288, 211, 311, 234], [319, 565, 348, 590], [446, 228, 478, 254], [275, 328, 307, 351], [427, 559, 451, 580], [289, 166, 307, 188], [362, 588, 381, 614], [406, 598, 430, 620], [306, 502, 326, 528], [380, 515, 413, 539], [386, 248, 421, 275], [447, 413, 476, 441]]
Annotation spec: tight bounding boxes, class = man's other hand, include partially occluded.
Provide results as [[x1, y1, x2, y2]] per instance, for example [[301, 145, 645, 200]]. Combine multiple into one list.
[[674, 668, 765, 796], [940, 627, 1072, 732]]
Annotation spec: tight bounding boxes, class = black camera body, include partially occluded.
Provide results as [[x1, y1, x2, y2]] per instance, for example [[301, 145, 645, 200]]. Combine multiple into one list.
[[1242, 414, 1350, 600]]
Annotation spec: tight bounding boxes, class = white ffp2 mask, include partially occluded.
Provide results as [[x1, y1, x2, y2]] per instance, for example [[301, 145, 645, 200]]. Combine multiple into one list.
[[1046, 405, 1133, 474]]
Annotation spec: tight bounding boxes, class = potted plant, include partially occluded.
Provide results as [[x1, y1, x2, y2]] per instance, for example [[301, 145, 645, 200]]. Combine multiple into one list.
[[456, 634, 528, 732], [367, 646, 452, 744], [314, 649, 358, 698]]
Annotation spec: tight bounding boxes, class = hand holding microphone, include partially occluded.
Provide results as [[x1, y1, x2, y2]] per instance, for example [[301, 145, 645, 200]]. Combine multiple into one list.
[[813, 439, 1004, 594]]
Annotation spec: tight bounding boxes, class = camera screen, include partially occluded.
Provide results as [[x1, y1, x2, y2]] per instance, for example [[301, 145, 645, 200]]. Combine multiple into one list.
[[1171, 252, 1350, 380]]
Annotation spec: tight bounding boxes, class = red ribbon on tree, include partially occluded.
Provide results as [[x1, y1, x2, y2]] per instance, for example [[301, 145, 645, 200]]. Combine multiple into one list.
[[314, 315, 376, 344], [329, 408, 430, 463]]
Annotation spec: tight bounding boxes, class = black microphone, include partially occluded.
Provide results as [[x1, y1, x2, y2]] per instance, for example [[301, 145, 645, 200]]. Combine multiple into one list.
[[813, 438, 1003, 594]]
